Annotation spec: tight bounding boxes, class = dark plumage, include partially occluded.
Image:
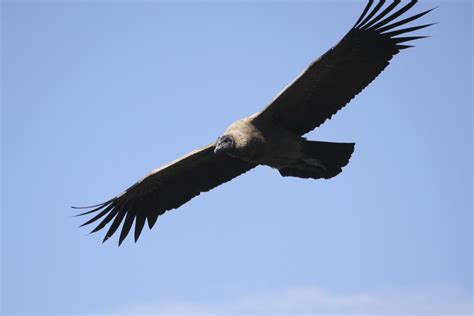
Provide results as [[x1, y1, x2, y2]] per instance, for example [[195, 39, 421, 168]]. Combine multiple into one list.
[[74, 1, 434, 245]]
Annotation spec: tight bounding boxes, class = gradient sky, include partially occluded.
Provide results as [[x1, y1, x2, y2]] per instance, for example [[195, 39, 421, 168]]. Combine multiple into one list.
[[1, 1, 472, 315]]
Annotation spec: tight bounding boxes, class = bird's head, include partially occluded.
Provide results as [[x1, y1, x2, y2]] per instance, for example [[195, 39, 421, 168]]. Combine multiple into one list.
[[214, 135, 235, 155]]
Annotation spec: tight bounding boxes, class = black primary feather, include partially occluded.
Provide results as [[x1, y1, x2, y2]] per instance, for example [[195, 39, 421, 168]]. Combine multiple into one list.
[[254, 0, 436, 136]]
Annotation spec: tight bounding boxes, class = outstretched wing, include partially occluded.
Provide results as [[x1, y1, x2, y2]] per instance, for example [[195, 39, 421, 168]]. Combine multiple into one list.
[[74, 144, 256, 245], [254, 0, 435, 135]]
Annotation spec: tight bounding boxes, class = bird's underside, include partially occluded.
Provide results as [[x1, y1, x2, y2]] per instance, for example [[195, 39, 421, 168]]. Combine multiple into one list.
[[74, 0, 434, 245]]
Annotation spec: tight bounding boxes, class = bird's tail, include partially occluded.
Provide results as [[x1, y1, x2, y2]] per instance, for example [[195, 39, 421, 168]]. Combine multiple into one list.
[[278, 140, 355, 179]]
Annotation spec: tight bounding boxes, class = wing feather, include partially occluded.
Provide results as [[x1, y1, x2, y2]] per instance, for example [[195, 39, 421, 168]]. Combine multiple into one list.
[[90, 208, 119, 234], [134, 204, 147, 243], [254, 1, 434, 135], [357, 0, 386, 29], [365, 1, 417, 30], [104, 208, 128, 243], [75, 144, 256, 245], [359, 1, 401, 29], [353, 0, 375, 28]]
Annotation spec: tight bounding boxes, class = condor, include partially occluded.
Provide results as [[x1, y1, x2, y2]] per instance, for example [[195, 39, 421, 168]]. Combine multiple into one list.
[[75, 1, 434, 245]]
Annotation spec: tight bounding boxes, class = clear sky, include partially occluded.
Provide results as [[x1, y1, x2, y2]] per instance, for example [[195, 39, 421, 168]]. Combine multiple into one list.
[[1, 1, 472, 315]]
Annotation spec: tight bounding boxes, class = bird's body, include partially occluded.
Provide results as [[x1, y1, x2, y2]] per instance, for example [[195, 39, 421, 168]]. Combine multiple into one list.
[[221, 116, 352, 177], [75, 1, 434, 245], [223, 115, 301, 166]]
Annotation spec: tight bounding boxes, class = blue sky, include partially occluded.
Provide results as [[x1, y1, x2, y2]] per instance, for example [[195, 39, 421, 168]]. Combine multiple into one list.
[[1, 1, 472, 315]]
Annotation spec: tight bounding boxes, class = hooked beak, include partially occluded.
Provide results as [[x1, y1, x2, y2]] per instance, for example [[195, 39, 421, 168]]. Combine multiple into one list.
[[214, 143, 224, 154], [214, 137, 221, 154]]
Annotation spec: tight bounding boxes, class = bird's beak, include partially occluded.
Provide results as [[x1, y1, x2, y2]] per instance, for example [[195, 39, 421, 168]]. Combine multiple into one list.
[[214, 137, 224, 154], [214, 144, 223, 154]]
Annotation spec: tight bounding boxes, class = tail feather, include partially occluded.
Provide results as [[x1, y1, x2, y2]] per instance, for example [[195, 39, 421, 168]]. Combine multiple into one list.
[[279, 140, 355, 179]]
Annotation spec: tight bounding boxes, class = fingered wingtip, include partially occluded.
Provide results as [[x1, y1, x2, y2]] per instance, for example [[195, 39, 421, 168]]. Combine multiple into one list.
[[71, 199, 113, 210], [71, 203, 101, 210], [78, 222, 88, 229], [397, 44, 415, 50], [89, 226, 102, 234], [102, 234, 113, 243]]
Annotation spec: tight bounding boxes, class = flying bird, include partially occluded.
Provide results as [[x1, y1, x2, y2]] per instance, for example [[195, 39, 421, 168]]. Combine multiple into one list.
[[75, 1, 434, 245]]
